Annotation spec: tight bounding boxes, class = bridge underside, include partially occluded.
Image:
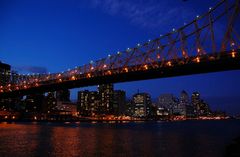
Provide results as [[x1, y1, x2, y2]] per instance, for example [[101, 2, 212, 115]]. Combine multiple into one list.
[[1, 52, 240, 98]]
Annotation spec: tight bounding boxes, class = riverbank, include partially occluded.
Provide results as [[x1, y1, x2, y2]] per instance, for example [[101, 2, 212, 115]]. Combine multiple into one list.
[[0, 118, 238, 123]]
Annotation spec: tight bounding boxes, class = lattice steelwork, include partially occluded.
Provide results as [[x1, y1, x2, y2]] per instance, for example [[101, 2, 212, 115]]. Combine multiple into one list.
[[0, 0, 240, 93]]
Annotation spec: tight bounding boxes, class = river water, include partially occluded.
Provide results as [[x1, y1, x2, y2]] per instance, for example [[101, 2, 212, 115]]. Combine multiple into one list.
[[0, 120, 239, 157]]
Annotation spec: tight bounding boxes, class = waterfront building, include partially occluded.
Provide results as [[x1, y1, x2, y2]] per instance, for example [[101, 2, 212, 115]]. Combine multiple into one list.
[[156, 107, 169, 116], [11, 70, 19, 84], [173, 90, 190, 116], [191, 92, 201, 110], [98, 84, 114, 115], [158, 94, 178, 114], [0, 61, 11, 86], [132, 93, 151, 117], [113, 90, 126, 115], [43, 92, 57, 113], [77, 90, 99, 116], [125, 99, 134, 116], [55, 101, 78, 116], [25, 94, 45, 113], [191, 92, 211, 116]]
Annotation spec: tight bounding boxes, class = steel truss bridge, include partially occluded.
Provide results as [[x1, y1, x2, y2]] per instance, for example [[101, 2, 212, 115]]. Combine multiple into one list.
[[0, 0, 240, 98]]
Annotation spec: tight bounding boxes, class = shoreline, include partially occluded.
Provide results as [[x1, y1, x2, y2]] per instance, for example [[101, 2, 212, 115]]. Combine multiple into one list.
[[0, 118, 238, 123]]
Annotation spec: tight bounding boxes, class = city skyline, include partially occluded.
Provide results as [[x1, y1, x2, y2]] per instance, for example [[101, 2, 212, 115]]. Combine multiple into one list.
[[1, 0, 240, 115]]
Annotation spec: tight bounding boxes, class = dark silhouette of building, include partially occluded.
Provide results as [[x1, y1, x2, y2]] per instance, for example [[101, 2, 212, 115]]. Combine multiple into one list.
[[113, 90, 126, 115], [43, 92, 57, 113], [56, 90, 70, 102], [25, 94, 45, 113], [0, 61, 11, 86]]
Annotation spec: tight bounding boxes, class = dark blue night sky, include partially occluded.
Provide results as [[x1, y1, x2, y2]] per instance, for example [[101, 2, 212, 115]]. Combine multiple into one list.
[[0, 0, 240, 115]]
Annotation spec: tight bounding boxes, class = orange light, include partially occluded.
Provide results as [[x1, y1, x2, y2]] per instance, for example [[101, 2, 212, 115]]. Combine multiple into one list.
[[196, 57, 200, 63], [124, 67, 128, 73], [87, 73, 91, 78], [144, 65, 148, 70], [0, 90, 3, 93], [167, 61, 172, 66], [4, 116, 8, 119], [12, 116, 15, 119], [182, 50, 186, 56], [107, 70, 112, 75], [34, 116, 37, 120], [35, 83, 39, 87], [197, 48, 201, 53], [103, 64, 107, 68], [58, 78, 62, 82], [57, 74, 61, 77], [71, 76, 76, 80], [24, 85, 27, 89], [231, 51, 236, 58]]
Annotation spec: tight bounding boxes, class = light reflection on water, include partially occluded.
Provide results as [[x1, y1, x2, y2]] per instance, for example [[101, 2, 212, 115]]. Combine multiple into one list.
[[0, 120, 239, 157]]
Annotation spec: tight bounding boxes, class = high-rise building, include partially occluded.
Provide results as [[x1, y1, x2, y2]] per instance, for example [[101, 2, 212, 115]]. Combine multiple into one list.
[[174, 90, 189, 116], [158, 94, 178, 114], [191, 92, 211, 116], [11, 70, 19, 84], [98, 84, 114, 115], [43, 92, 57, 113], [191, 92, 201, 110], [77, 90, 99, 116], [132, 93, 151, 117], [25, 94, 45, 113], [56, 90, 70, 102], [113, 90, 126, 115], [0, 61, 11, 86], [125, 99, 134, 116]]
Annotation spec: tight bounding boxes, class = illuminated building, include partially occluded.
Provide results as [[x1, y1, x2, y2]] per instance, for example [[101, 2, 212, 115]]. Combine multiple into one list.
[[156, 107, 169, 116], [0, 61, 11, 86], [55, 101, 77, 116], [191, 92, 211, 116], [132, 93, 151, 117], [43, 92, 57, 113], [173, 90, 189, 116], [113, 90, 126, 115], [191, 92, 201, 109], [98, 84, 114, 115], [77, 90, 99, 116], [158, 94, 178, 114]]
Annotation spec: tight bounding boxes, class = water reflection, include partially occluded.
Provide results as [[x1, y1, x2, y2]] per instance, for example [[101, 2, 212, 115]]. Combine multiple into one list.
[[0, 121, 239, 157]]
